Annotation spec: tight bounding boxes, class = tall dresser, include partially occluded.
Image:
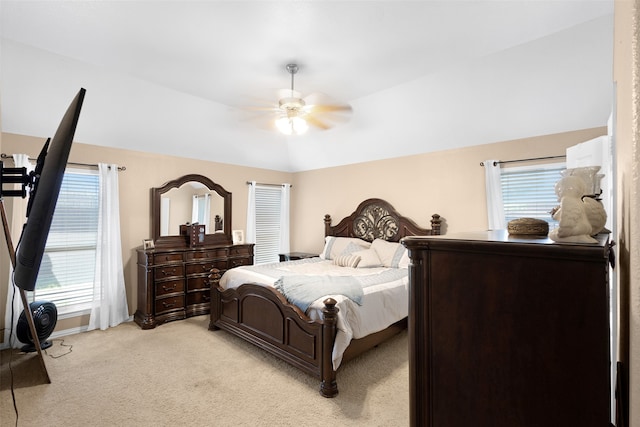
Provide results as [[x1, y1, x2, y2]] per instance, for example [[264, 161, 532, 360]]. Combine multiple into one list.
[[135, 243, 254, 329], [403, 230, 613, 427]]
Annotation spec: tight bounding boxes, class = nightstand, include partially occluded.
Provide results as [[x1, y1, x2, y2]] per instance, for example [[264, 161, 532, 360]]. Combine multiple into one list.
[[278, 252, 318, 262]]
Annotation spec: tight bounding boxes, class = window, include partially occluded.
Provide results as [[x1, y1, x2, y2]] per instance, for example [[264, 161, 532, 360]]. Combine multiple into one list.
[[30, 169, 100, 314], [254, 185, 282, 264], [500, 163, 565, 228]]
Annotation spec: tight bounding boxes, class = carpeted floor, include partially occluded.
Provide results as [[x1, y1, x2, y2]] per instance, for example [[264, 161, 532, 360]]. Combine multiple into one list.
[[1, 316, 409, 426]]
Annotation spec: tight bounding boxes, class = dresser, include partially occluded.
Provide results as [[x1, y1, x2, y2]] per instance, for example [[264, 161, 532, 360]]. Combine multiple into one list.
[[134, 243, 254, 329], [403, 231, 613, 427]]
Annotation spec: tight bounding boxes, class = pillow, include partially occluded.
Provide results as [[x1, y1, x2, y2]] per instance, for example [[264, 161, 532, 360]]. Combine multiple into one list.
[[398, 250, 410, 269], [319, 236, 371, 260], [332, 253, 361, 268], [370, 238, 407, 268], [352, 249, 383, 268], [341, 242, 364, 256]]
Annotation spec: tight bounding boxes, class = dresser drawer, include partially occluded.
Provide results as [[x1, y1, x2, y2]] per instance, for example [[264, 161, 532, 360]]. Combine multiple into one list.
[[152, 252, 184, 264], [185, 247, 228, 260], [186, 275, 213, 291], [186, 289, 211, 306], [228, 256, 252, 269], [154, 264, 184, 280], [185, 260, 227, 275], [155, 295, 185, 314], [229, 245, 252, 257], [155, 279, 185, 297]]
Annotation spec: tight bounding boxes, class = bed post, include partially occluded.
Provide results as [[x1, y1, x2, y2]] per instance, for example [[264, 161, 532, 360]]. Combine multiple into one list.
[[208, 268, 222, 330], [320, 297, 339, 398], [323, 214, 332, 237]]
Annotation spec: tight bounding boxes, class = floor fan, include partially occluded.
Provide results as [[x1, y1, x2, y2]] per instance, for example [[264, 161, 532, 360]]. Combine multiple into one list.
[[16, 301, 58, 352]]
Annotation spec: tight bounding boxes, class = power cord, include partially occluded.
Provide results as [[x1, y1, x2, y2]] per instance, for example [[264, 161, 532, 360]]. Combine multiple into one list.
[[45, 339, 73, 359]]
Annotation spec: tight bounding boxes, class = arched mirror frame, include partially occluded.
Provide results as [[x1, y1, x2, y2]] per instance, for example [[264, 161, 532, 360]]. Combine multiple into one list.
[[151, 174, 232, 248]]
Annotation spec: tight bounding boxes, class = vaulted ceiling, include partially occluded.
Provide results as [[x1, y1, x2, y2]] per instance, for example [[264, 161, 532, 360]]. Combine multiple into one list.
[[0, 1, 614, 172]]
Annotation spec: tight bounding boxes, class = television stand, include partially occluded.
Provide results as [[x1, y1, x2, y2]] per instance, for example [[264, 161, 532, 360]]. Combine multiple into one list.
[[1, 185, 50, 383]]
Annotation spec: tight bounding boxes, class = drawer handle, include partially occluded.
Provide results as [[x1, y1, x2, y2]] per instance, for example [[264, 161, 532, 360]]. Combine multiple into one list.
[[162, 283, 177, 292], [162, 301, 176, 309], [161, 268, 176, 276], [203, 294, 210, 301]]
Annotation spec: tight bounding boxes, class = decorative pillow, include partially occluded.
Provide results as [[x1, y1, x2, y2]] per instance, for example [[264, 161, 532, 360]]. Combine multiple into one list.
[[352, 249, 383, 268], [319, 236, 371, 260], [370, 238, 407, 268], [332, 254, 361, 268]]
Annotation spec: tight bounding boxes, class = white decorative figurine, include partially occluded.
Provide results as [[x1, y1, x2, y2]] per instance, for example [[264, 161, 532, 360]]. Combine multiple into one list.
[[549, 176, 598, 243], [582, 196, 607, 235]]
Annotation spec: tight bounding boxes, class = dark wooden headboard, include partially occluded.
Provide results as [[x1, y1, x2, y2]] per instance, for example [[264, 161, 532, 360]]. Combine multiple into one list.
[[323, 198, 442, 243]]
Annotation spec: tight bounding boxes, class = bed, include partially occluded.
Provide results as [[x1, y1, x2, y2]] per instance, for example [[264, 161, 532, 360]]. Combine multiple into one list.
[[208, 198, 442, 397]]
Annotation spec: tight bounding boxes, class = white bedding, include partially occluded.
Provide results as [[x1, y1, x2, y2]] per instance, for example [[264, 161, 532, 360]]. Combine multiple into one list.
[[219, 258, 409, 370]]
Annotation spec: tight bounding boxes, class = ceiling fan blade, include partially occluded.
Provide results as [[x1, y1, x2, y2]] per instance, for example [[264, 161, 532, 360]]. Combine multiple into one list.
[[237, 114, 279, 132], [306, 104, 353, 114], [305, 115, 332, 130], [231, 103, 280, 132]]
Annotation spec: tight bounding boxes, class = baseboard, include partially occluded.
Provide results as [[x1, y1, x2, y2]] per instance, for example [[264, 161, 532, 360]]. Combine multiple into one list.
[[1, 316, 133, 350]]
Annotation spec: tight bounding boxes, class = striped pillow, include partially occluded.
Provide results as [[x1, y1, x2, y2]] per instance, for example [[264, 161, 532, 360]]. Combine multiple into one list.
[[332, 254, 361, 268]]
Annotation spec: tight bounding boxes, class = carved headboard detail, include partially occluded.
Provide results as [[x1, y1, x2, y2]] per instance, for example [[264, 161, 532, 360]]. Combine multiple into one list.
[[324, 198, 442, 243]]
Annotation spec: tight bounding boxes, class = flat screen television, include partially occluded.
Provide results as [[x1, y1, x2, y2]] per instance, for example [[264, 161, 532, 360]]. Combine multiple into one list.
[[13, 88, 86, 291]]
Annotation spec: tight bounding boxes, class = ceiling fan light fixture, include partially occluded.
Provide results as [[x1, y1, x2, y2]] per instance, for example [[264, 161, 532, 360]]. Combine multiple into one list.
[[276, 116, 308, 135], [244, 63, 351, 134], [279, 97, 305, 110]]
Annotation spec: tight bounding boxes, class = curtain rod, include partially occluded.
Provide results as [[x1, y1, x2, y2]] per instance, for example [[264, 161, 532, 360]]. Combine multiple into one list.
[[1, 153, 126, 171], [479, 155, 566, 167], [246, 181, 292, 188]]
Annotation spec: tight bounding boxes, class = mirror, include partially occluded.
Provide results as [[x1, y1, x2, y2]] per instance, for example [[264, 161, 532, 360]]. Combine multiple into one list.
[[151, 174, 232, 248]]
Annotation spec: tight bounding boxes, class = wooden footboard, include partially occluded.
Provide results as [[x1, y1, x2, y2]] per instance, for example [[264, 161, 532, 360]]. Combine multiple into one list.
[[208, 268, 340, 397]]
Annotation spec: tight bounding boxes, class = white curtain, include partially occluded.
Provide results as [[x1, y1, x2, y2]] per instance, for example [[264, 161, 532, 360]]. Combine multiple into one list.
[[245, 181, 256, 244], [191, 195, 199, 224], [203, 194, 211, 230], [483, 160, 506, 230], [279, 184, 291, 253], [191, 194, 211, 229], [88, 164, 129, 331], [3, 154, 33, 348]]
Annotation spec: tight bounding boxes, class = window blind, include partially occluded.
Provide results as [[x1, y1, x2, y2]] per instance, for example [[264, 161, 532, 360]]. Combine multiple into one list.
[[32, 169, 99, 311], [501, 164, 565, 227], [254, 186, 282, 264]]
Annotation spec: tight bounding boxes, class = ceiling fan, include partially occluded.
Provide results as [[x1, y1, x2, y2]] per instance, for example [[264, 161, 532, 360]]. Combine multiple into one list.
[[245, 63, 353, 135]]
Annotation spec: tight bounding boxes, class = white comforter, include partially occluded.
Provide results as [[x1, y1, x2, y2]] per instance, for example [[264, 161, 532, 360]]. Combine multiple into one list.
[[219, 258, 409, 370]]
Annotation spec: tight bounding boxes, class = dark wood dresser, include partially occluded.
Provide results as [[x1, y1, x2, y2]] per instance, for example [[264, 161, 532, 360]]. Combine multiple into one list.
[[403, 230, 613, 427], [134, 243, 254, 329]]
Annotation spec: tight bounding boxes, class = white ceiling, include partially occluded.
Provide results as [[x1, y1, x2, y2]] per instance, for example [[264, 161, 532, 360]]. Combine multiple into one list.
[[0, 1, 614, 172]]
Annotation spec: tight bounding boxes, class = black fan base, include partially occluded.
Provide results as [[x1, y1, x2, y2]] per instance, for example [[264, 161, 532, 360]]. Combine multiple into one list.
[[17, 301, 58, 352], [20, 340, 53, 353]]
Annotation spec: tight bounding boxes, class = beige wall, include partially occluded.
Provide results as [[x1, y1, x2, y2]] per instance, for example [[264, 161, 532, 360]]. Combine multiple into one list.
[[0, 127, 606, 339], [291, 127, 607, 255], [0, 133, 291, 335], [614, 1, 639, 424]]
